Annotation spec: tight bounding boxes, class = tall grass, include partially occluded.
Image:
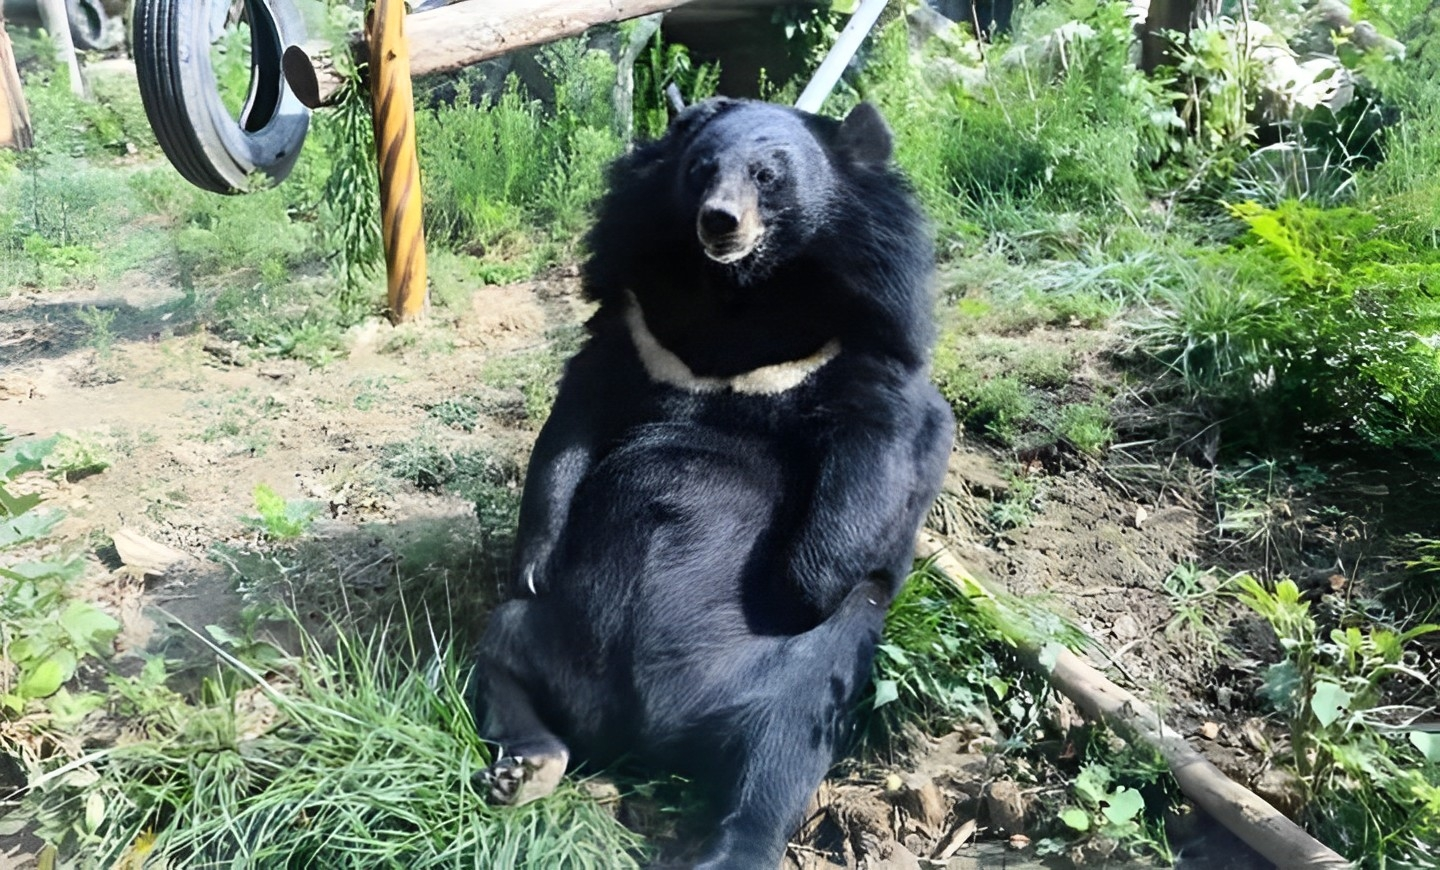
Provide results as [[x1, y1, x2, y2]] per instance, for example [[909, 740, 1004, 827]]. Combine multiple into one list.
[[23, 627, 643, 869]]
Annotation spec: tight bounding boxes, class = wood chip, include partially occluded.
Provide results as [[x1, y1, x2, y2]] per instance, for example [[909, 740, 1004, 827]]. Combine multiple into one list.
[[931, 818, 976, 861]]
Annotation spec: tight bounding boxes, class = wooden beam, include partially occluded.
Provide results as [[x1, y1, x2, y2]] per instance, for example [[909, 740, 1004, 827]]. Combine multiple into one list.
[[288, 0, 697, 108], [0, 10, 34, 150]]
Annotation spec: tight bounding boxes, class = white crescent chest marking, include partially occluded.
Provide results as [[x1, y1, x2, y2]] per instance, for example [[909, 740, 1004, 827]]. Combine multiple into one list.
[[623, 295, 840, 396]]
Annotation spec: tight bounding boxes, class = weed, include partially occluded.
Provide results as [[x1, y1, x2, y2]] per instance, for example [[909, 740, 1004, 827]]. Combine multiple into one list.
[[76, 306, 117, 361], [19, 625, 646, 867], [868, 561, 1010, 736], [380, 437, 522, 542], [429, 397, 483, 432], [481, 328, 583, 425], [0, 431, 118, 716], [43, 433, 111, 482], [1235, 575, 1440, 867], [244, 483, 322, 542], [1160, 565, 1235, 651], [1039, 743, 1177, 864], [988, 473, 1045, 531], [1055, 401, 1114, 456]]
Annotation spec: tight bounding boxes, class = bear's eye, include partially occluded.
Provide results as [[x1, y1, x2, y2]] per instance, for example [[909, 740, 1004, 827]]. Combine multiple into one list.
[[752, 164, 779, 187]]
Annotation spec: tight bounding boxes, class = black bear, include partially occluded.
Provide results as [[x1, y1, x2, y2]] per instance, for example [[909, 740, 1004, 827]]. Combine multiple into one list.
[[471, 98, 954, 869]]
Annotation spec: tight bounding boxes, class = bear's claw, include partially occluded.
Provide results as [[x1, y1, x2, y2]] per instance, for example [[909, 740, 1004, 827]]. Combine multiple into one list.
[[475, 751, 569, 806]]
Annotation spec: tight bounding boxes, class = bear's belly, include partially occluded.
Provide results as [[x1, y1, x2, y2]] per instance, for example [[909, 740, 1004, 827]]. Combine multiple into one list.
[[548, 423, 804, 634]]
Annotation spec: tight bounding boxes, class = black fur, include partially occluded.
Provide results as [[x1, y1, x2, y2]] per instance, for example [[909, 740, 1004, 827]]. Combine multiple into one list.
[[472, 99, 954, 869]]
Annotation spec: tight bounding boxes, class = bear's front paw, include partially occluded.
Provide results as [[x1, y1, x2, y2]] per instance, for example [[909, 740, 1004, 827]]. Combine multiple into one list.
[[474, 750, 569, 807]]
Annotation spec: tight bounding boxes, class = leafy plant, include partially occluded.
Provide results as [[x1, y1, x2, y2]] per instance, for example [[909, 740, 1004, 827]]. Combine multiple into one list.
[[0, 432, 118, 714], [1235, 575, 1440, 867], [1042, 755, 1174, 864], [244, 483, 322, 541], [868, 560, 1011, 735]]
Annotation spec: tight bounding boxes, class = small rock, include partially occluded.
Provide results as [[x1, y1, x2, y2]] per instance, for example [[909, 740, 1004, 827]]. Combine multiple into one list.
[[1197, 721, 1221, 741], [1111, 612, 1140, 640], [1134, 505, 1148, 528]]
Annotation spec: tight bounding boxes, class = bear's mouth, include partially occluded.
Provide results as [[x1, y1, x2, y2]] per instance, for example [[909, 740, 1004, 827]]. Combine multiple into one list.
[[701, 232, 763, 264]]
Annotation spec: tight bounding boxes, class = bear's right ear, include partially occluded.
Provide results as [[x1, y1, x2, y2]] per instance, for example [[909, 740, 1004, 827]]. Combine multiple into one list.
[[664, 97, 734, 145], [835, 102, 893, 169]]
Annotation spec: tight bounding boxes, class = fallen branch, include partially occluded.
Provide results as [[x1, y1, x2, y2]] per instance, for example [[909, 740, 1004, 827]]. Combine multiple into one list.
[[286, 0, 697, 108], [913, 531, 1352, 870]]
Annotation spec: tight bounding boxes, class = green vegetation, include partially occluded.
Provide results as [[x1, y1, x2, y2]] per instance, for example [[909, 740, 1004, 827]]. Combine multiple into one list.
[[244, 483, 322, 541], [1235, 576, 1440, 866], [5, 0, 1440, 866], [22, 628, 644, 868], [1, 431, 118, 715]]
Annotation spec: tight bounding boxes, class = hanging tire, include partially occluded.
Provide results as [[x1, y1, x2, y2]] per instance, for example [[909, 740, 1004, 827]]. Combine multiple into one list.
[[132, 0, 311, 194], [67, 0, 118, 51]]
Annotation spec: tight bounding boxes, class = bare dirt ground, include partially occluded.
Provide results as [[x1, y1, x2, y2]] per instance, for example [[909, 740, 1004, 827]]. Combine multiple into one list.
[[0, 275, 1319, 868]]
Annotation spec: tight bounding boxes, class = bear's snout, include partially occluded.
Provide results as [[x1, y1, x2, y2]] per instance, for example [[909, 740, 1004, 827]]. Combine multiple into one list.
[[699, 206, 740, 237], [696, 181, 764, 265]]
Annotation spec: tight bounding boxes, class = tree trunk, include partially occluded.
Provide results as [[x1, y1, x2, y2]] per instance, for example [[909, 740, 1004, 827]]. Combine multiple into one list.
[[1139, 0, 1199, 73], [0, 10, 33, 150]]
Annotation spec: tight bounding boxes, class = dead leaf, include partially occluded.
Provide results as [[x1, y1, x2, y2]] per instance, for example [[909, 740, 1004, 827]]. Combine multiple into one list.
[[112, 528, 187, 578]]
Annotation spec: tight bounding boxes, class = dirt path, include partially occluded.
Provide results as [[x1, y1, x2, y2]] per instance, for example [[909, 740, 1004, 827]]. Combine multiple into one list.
[[1, 277, 1279, 868]]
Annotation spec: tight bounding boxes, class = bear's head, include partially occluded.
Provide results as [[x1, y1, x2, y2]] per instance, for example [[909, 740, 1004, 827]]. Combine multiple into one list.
[[664, 99, 895, 276]]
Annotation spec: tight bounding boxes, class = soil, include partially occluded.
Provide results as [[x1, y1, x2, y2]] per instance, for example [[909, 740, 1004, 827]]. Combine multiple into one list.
[[0, 271, 1395, 869]]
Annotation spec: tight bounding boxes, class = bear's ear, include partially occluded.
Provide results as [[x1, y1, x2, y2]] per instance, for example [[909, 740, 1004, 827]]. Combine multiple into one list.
[[665, 97, 735, 144], [835, 102, 893, 169]]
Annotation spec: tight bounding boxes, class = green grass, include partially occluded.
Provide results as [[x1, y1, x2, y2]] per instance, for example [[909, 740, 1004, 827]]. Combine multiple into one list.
[[22, 628, 645, 869]]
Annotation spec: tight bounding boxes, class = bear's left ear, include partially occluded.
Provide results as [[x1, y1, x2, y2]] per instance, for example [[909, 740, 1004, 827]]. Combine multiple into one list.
[[835, 102, 893, 169]]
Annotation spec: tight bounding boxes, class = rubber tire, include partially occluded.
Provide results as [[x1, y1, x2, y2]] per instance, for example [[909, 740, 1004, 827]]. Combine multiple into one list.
[[133, 0, 310, 194], [67, 0, 117, 51]]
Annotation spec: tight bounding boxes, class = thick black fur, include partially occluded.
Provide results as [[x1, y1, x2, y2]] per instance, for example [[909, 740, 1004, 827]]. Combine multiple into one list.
[[472, 99, 955, 869]]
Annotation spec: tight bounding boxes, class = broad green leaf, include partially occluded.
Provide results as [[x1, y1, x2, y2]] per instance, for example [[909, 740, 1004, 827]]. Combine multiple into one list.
[[84, 791, 106, 833], [1410, 730, 1440, 763], [0, 509, 65, 550], [47, 688, 108, 727], [1074, 764, 1111, 804], [876, 643, 909, 667], [1102, 787, 1145, 825], [1310, 681, 1353, 728], [0, 487, 41, 518], [872, 679, 899, 709], [206, 624, 241, 646], [0, 435, 58, 481], [18, 658, 66, 699], [4, 556, 85, 583], [7, 635, 47, 664], [59, 601, 120, 648], [1060, 808, 1091, 831]]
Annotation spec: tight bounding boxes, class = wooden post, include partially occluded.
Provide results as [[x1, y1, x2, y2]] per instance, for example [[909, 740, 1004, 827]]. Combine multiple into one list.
[[35, 0, 84, 97], [369, 0, 428, 323], [0, 10, 34, 150]]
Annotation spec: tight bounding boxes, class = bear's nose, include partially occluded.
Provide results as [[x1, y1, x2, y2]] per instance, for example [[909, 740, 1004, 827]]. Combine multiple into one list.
[[699, 206, 740, 237]]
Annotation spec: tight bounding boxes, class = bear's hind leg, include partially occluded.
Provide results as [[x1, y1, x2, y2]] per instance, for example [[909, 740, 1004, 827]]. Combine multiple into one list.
[[471, 600, 571, 806], [692, 581, 889, 870]]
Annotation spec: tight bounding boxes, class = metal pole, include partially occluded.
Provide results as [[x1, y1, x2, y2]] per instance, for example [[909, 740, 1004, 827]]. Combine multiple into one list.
[[369, 0, 428, 323], [795, 0, 890, 114]]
